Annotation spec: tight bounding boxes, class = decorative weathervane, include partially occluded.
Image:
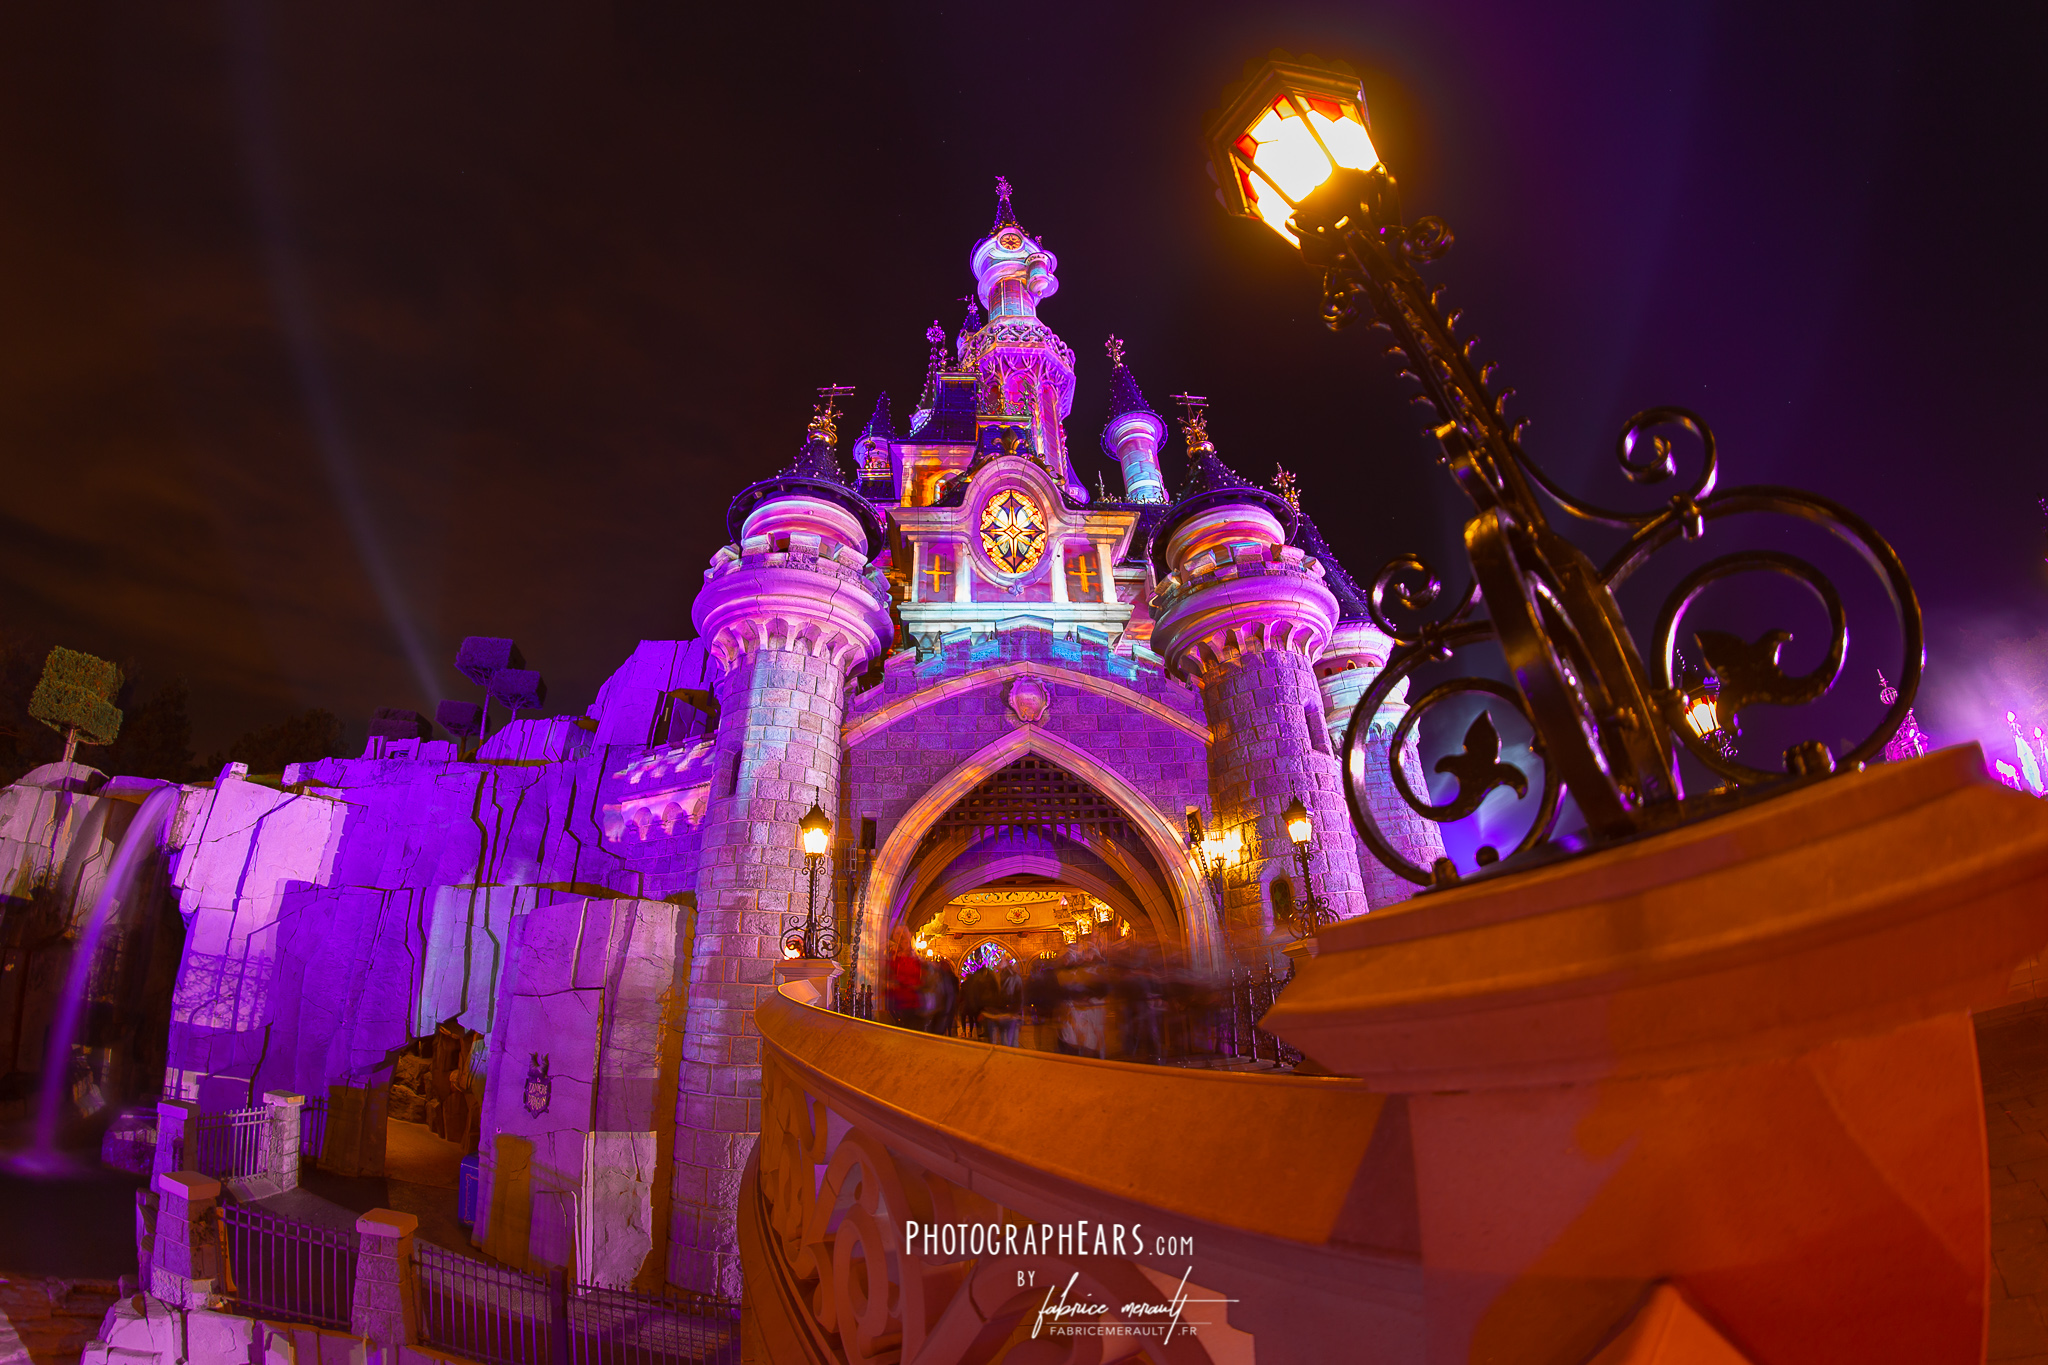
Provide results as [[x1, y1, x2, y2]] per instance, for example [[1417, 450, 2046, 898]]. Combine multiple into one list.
[[1272, 465, 1302, 513], [1170, 393, 1212, 453], [807, 384, 856, 447], [1204, 54, 1924, 888], [1106, 335, 1126, 368]]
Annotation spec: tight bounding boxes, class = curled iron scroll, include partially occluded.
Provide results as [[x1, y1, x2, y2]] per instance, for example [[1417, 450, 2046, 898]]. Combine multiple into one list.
[[1366, 552, 1479, 652], [1606, 484, 1924, 777], [1340, 621, 1563, 885], [1510, 406, 1720, 534]]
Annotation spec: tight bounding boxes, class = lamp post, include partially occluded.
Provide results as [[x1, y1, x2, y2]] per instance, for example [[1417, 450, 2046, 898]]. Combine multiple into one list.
[[784, 798, 838, 960], [1281, 795, 1332, 937], [1191, 816, 1244, 929], [1203, 53, 1923, 886]]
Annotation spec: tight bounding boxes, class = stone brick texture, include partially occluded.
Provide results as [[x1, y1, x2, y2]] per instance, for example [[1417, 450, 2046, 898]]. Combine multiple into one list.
[[1195, 648, 1366, 948], [1352, 732, 1449, 908], [669, 640, 850, 1298]]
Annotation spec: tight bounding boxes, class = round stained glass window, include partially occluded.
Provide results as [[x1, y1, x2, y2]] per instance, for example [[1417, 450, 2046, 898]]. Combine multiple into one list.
[[979, 488, 1049, 575]]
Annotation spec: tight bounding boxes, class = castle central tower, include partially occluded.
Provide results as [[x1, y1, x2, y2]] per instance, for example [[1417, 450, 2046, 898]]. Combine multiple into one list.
[[959, 179, 1084, 502]]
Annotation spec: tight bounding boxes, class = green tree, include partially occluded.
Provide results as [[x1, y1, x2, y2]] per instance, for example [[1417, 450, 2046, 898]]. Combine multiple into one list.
[[28, 647, 123, 768]]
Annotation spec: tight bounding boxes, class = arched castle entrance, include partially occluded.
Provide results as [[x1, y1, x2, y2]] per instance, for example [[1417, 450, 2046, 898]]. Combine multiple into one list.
[[855, 727, 1218, 980]]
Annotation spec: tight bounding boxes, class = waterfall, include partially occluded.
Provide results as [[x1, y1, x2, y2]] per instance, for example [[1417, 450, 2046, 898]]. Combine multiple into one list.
[[26, 784, 179, 1165]]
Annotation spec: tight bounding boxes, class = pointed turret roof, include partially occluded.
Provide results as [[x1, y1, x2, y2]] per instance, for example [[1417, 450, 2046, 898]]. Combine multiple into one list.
[[991, 174, 1025, 235], [1099, 335, 1166, 458], [915, 320, 946, 412], [859, 392, 894, 444], [1291, 510, 1372, 622], [724, 391, 886, 552], [1145, 402, 1296, 574]]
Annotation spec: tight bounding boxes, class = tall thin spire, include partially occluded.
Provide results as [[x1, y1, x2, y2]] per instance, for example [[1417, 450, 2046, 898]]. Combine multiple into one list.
[[916, 320, 945, 410], [1101, 336, 1168, 503], [992, 174, 1023, 233]]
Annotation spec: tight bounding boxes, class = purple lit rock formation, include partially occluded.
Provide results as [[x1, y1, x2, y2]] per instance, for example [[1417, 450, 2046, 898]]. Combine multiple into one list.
[[0, 183, 1445, 1304]]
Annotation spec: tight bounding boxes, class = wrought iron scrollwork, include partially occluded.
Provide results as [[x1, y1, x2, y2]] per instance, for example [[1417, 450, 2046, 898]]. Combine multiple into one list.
[[783, 918, 838, 961], [1293, 163, 1923, 888]]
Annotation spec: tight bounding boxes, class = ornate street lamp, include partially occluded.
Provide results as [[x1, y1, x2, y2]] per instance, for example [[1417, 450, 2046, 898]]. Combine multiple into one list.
[[1204, 54, 1923, 886], [784, 798, 839, 959], [1281, 795, 1332, 937], [1675, 654, 1739, 760], [1191, 816, 1244, 923]]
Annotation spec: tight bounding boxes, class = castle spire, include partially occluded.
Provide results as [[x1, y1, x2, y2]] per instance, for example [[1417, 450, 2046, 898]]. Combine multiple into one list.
[[1148, 395, 1297, 573], [992, 174, 1023, 233], [917, 320, 946, 410], [1101, 335, 1168, 503], [725, 384, 886, 554]]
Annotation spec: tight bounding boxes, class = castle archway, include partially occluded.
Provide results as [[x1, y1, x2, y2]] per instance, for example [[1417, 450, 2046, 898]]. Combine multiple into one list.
[[857, 727, 1217, 981]]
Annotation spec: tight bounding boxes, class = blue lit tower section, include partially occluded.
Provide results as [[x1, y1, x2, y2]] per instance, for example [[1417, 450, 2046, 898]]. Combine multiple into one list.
[[1101, 336, 1169, 504]]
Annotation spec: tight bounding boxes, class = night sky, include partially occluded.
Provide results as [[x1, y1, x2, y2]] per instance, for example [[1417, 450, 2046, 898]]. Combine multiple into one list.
[[3, 1, 2044, 763]]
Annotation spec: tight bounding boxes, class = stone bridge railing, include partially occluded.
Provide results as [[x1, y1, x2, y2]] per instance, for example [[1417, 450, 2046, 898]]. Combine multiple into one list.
[[744, 988, 1422, 1362], [744, 748, 2048, 1365]]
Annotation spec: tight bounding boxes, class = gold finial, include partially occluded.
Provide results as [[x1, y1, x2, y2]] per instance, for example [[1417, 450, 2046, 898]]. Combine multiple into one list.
[[1106, 335, 1125, 368], [1272, 465, 1302, 512], [1170, 393, 1213, 454], [808, 383, 855, 446]]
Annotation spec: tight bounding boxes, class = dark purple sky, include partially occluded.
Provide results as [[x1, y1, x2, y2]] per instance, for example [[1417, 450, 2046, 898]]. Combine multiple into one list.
[[3, 1, 2043, 757]]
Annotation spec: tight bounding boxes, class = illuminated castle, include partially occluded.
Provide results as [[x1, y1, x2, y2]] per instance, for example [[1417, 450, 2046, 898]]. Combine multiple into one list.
[[8, 182, 1442, 1302]]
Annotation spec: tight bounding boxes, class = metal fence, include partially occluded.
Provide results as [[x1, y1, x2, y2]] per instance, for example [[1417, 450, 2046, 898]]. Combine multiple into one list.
[[569, 1282, 740, 1365], [417, 1240, 556, 1365], [299, 1095, 328, 1166], [218, 1202, 357, 1330], [195, 1106, 270, 1180], [416, 1240, 739, 1365]]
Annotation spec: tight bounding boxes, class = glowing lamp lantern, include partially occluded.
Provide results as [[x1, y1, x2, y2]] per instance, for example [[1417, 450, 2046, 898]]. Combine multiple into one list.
[[799, 801, 832, 859], [1205, 54, 1382, 244], [1283, 796, 1314, 848]]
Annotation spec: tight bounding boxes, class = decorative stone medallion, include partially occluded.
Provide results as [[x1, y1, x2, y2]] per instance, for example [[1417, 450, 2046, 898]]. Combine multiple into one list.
[[980, 488, 1048, 575], [524, 1053, 552, 1117], [1007, 676, 1051, 725], [956, 906, 982, 927], [1005, 906, 1032, 926]]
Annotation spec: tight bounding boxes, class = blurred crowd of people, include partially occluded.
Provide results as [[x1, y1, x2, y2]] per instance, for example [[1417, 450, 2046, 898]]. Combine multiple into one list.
[[878, 924, 1287, 1065]]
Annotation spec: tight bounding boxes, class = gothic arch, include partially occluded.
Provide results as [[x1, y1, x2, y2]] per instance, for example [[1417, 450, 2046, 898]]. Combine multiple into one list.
[[858, 727, 1217, 981], [900, 844, 1158, 944]]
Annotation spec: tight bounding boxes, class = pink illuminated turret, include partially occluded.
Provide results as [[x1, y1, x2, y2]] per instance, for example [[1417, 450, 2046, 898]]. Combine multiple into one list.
[[960, 178, 1083, 500]]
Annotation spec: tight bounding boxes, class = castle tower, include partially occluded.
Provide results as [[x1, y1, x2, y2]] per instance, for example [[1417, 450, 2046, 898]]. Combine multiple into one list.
[[672, 393, 893, 1295], [1290, 500, 1445, 905], [1147, 404, 1368, 951], [960, 179, 1085, 502], [1101, 337, 1169, 504]]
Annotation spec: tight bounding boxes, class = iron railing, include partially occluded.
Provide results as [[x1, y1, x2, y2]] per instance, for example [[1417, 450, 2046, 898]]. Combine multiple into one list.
[[218, 1202, 357, 1330], [195, 1106, 269, 1180], [417, 1240, 740, 1365], [417, 1240, 557, 1365], [569, 1282, 741, 1365]]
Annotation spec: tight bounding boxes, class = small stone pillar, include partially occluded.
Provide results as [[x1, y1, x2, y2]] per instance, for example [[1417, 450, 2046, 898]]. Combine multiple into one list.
[[773, 958, 840, 1008], [350, 1209, 420, 1351], [261, 1090, 304, 1192], [147, 1172, 221, 1308], [153, 1098, 197, 1179]]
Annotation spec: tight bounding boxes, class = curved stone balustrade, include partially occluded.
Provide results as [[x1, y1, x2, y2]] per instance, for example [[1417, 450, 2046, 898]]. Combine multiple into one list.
[[743, 746, 2048, 1364], [743, 993, 1426, 1363]]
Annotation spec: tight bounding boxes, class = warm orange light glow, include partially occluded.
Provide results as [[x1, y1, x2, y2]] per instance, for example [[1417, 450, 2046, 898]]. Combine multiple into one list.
[[1236, 97, 1380, 243], [1684, 696, 1721, 740], [799, 799, 832, 857], [1283, 796, 1314, 847]]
